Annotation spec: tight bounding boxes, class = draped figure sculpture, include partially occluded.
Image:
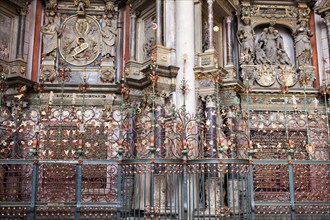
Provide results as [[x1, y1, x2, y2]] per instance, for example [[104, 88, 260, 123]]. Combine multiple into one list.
[[41, 16, 60, 59], [237, 17, 255, 64], [101, 19, 117, 60], [294, 20, 313, 66]]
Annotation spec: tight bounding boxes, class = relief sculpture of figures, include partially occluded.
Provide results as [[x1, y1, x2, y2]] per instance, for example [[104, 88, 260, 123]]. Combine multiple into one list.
[[41, 16, 60, 59], [237, 17, 254, 64], [294, 20, 313, 66], [101, 19, 117, 61], [263, 27, 279, 64], [256, 26, 291, 65]]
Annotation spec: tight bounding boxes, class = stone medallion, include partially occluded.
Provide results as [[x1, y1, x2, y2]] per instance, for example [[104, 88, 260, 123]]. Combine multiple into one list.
[[277, 65, 297, 87], [256, 65, 276, 87], [59, 15, 101, 66]]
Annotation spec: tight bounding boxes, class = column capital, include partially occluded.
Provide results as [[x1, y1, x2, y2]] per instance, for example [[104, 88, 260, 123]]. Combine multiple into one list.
[[324, 11, 330, 25], [130, 10, 140, 18], [226, 16, 232, 23], [17, 6, 29, 16], [207, 0, 214, 4]]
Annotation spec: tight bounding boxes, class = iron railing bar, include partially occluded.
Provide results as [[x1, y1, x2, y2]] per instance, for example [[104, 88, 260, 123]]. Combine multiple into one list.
[[0, 160, 33, 164], [288, 162, 296, 220], [294, 202, 330, 205], [254, 202, 292, 206], [164, 173, 167, 220], [80, 203, 117, 207], [35, 202, 76, 206], [207, 166, 210, 220], [74, 163, 82, 220], [213, 168, 216, 220], [82, 160, 118, 165], [30, 162, 38, 220], [169, 173, 172, 220], [138, 173, 141, 219], [133, 171, 136, 220], [188, 159, 249, 164], [116, 164, 123, 220], [122, 159, 183, 164], [192, 172, 195, 220], [202, 170, 205, 220], [219, 165, 224, 220], [0, 203, 31, 206], [231, 165, 236, 220]]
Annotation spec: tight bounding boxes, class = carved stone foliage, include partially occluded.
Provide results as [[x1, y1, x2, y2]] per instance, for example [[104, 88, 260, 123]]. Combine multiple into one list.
[[59, 15, 101, 66]]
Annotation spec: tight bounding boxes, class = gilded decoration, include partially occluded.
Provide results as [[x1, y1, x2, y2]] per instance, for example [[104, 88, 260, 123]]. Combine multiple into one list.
[[59, 15, 101, 66]]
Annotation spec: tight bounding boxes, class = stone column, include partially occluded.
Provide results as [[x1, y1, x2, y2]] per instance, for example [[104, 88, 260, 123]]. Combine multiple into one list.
[[205, 97, 217, 158], [116, 9, 123, 82], [176, 0, 195, 113], [324, 12, 330, 66], [16, 7, 28, 59], [156, 0, 163, 45], [226, 16, 233, 65], [207, 0, 214, 51], [129, 11, 137, 61], [164, 0, 175, 49]]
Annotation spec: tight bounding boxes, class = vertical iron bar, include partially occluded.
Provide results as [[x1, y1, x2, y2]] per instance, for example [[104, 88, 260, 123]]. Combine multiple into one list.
[[231, 166, 236, 219], [207, 166, 211, 219], [117, 164, 123, 220], [249, 163, 255, 220], [288, 163, 296, 220], [30, 162, 39, 220], [75, 163, 82, 220], [183, 164, 188, 219]]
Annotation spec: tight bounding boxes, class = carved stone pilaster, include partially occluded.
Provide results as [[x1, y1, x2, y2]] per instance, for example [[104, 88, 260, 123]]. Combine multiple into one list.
[[226, 16, 233, 65], [129, 10, 139, 61], [16, 5, 30, 60]]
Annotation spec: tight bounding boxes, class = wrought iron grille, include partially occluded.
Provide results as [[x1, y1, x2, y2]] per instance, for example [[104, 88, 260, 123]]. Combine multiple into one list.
[[0, 62, 329, 219]]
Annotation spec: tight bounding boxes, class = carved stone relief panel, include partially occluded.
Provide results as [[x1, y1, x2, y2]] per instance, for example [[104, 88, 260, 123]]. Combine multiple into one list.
[[142, 15, 156, 61], [59, 15, 101, 66], [0, 11, 14, 61]]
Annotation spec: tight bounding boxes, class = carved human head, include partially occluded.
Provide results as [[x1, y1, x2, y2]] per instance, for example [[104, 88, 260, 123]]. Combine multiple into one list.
[[242, 17, 250, 25]]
